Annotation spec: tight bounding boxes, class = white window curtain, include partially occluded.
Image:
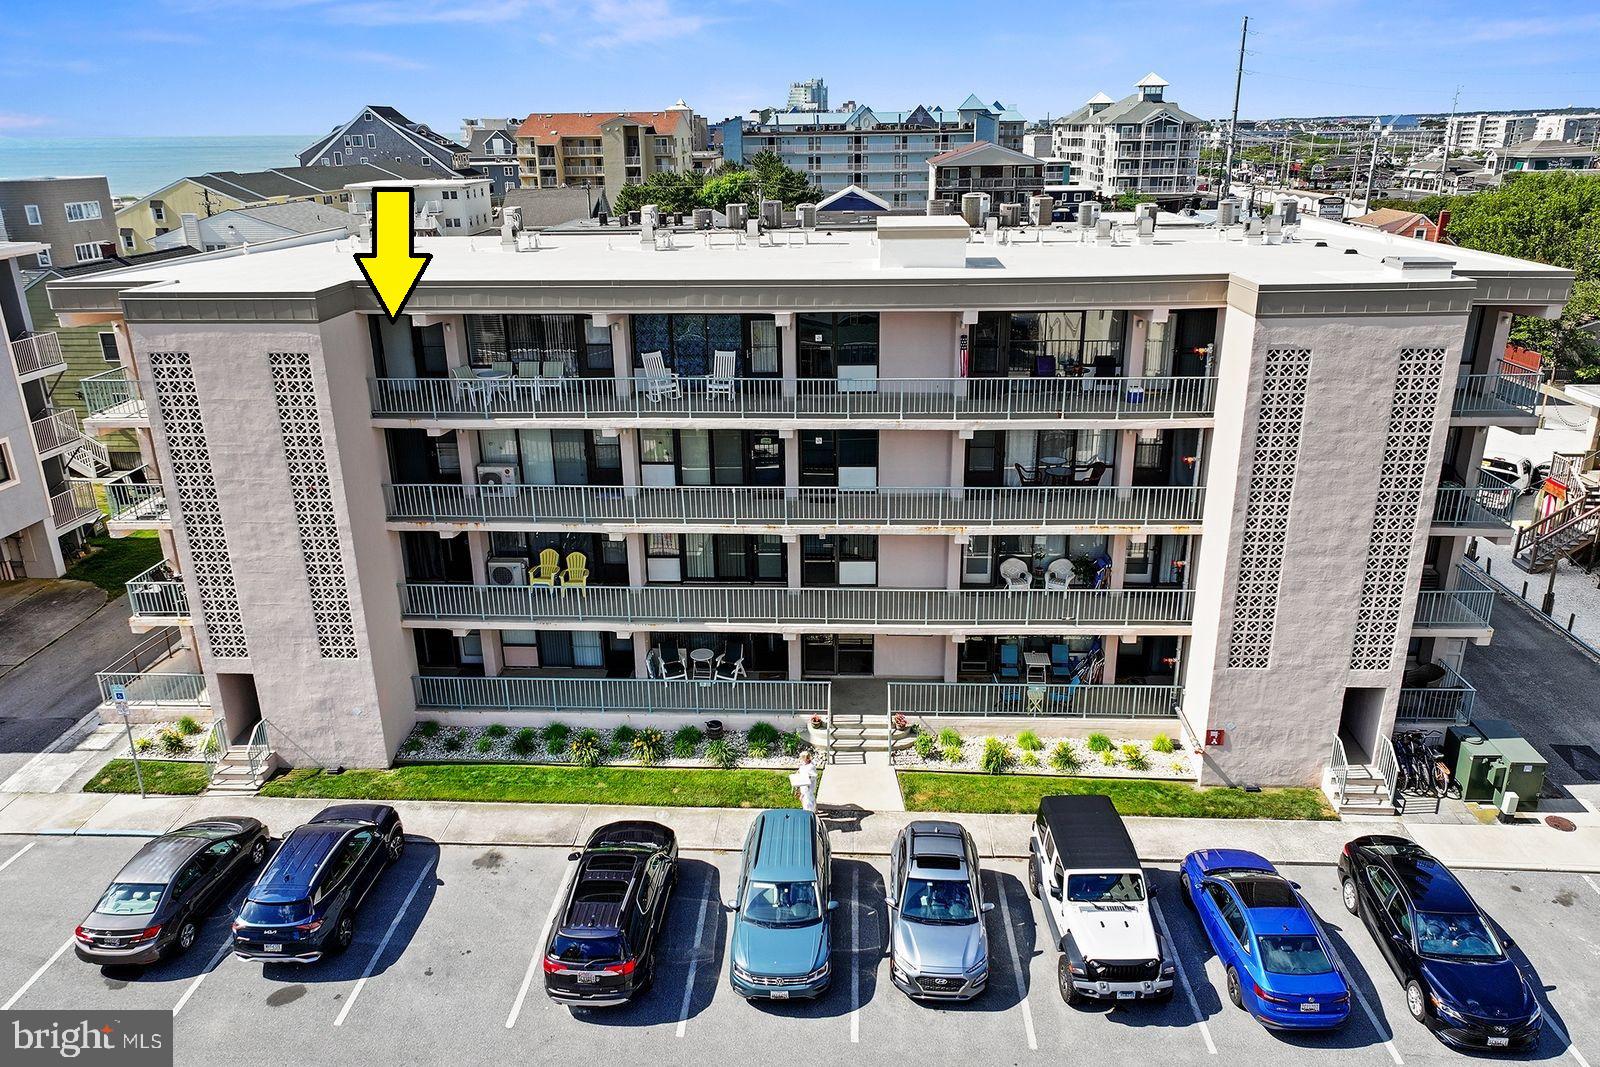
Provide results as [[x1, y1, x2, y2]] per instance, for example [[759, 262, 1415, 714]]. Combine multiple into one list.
[[679, 432, 712, 486], [517, 430, 556, 484], [1003, 431, 1036, 485], [573, 631, 604, 667]]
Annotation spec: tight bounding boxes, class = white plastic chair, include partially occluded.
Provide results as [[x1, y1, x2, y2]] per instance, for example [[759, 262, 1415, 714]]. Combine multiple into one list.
[[1044, 558, 1074, 591], [999, 557, 1033, 590], [641, 351, 680, 401], [717, 654, 746, 681], [707, 349, 737, 400]]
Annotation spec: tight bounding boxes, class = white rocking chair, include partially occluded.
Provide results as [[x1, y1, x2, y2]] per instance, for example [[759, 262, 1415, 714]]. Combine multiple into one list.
[[641, 351, 680, 402], [707, 349, 738, 400]]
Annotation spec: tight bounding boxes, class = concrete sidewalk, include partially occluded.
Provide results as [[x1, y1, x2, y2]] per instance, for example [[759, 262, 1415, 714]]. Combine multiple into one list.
[[2, 789, 1597, 873]]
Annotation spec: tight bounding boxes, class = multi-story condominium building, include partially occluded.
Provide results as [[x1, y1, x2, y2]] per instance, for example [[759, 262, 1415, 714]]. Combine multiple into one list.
[[788, 79, 828, 112], [47, 210, 1568, 798], [0, 177, 117, 270], [115, 163, 437, 255], [926, 142, 1067, 211], [1445, 113, 1538, 153], [1052, 75, 1201, 202], [1532, 113, 1600, 144], [1, 241, 104, 578], [300, 106, 470, 174], [721, 95, 1026, 208], [346, 178, 495, 235], [514, 104, 706, 205], [459, 118, 524, 198]]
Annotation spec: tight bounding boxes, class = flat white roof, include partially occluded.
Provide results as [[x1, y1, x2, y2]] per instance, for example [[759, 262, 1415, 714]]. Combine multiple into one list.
[[61, 214, 1568, 298]]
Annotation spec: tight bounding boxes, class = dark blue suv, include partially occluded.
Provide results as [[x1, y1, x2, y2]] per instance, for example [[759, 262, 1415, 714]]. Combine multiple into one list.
[[232, 804, 404, 963]]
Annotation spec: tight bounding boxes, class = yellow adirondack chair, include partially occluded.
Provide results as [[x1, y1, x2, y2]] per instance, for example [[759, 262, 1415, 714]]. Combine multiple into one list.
[[562, 551, 589, 590], [530, 548, 561, 589]]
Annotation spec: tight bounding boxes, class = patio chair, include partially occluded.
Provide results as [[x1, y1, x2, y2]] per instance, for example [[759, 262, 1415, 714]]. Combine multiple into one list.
[[997, 642, 1022, 680], [1050, 674, 1081, 712], [1044, 558, 1074, 591], [529, 548, 561, 589], [451, 365, 482, 404], [716, 654, 747, 681], [707, 350, 738, 400], [1073, 461, 1111, 486], [1011, 463, 1038, 486], [1050, 643, 1073, 680], [640, 351, 680, 401], [541, 360, 566, 380], [562, 551, 589, 590], [999, 557, 1032, 590], [515, 362, 541, 378], [489, 361, 514, 377], [656, 647, 687, 680]]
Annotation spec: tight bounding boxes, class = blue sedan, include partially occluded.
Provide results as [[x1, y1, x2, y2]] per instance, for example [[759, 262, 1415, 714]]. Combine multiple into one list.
[[1180, 849, 1352, 1030]]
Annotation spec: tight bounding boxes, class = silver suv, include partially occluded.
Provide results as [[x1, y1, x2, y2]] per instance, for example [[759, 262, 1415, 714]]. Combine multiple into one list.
[[886, 820, 993, 1000]]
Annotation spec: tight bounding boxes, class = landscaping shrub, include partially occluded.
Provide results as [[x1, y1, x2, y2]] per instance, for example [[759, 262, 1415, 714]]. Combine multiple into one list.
[[475, 737, 493, 755], [980, 738, 1014, 775], [1122, 743, 1149, 771], [705, 737, 741, 769], [940, 742, 965, 764], [400, 737, 423, 756], [1151, 732, 1177, 754], [937, 727, 962, 748], [176, 715, 203, 736], [1017, 730, 1042, 751], [158, 728, 189, 756], [202, 733, 220, 757], [1020, 751, 1040, 768], [632, 728, 667, 765], [1099, 746, 1118, 766], [133, 736, 154, 754], [671, 725, 703, 759], [611, 724, 638, 756], [418, 719, 441, 738], [1086, 732, 1112, 752], [747, 721, 780, 747], [913, 732, 937, 761], [510, 727, 537, 758], [780, 732, 804, 758], [1048, 741, 1082, 773], [569, 729, 606, 768], [542, 722, 571, 755], [441, 730, 465, 753], [485, 723, 509, 739], [747, 738, 771, 759]]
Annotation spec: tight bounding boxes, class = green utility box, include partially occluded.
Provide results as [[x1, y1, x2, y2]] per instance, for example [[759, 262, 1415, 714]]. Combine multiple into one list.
[[1443, 719, 1547, 811]]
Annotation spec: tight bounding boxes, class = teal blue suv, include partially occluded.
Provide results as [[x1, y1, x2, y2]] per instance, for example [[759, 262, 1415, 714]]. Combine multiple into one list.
[[727, 809, 835, 1000]]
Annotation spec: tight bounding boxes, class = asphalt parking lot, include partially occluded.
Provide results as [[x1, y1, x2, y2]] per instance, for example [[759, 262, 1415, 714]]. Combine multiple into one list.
[[1, 831, 1597, 1067]]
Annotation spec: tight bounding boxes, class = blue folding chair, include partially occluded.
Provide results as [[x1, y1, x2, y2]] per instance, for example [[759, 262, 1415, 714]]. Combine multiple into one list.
[[1049, 643, 1073, 680], [997, 643, 1022, 680]]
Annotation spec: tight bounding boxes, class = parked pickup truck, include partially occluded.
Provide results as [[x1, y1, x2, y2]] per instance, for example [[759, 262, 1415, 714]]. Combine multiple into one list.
[[1027, 794, 1175, 1004]]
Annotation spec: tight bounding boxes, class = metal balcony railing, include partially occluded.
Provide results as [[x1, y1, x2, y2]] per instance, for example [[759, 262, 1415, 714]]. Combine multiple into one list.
[[399, 583, 1195, 630], [80, 369, 148, 421], [50, 481, 101, 531], [887, 681, 1181, 719], [29, 408, 82, 456], [1413, 564, 1494, 631], [106, 473, 169, 525], [384, 483, 1207, 530], [1452, 361, 1541, 419], [10, 332, 65, 380], [96, 629, 208, 708], [414, 675, 831, 715], [370, 374, 1219, 423], [127, 562, 190, 620], [1432, 469, 1516, 529], [1396, 663, 1475, 724]]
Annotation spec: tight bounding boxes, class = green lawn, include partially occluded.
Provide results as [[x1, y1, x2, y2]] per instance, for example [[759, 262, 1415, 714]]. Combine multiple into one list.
[[260, 763, 800, 808], [66, 532, 163, 595], [900, 772, 1335, 820], [84, 759, 210, 795]]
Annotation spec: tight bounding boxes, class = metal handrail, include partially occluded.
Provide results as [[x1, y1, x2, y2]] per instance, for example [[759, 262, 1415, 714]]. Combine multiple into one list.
[[245, 720, 273, 780], [886, 681, 1182, 718], [1414, 563, 1495, 630], [1375, 736, 1400, 809], [201, 718, 228, 780], [29, 408, 81, 454], [106, 473, 169, 524], [127, 562, 190, 619], [50, 481, 101, 529], [398, 582, 1196, 630], [383, 483, 1206, 530], [1432, 468, 1516, 527], [1396, 662, 1475, 723], [369, 373, 1220, 423], [10, 331, 65, 378], [413, 675, 831, 715], [1452, 361, 1541, 418], [1329, 736, 1350, 806], [79, 368, 148, 419]]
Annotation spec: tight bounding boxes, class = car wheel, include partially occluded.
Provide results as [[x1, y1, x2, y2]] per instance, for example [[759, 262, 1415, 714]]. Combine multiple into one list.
[[249, 839, 267, 866], [388, 830, 405, 862], [637, 955, 655, 995], [1405, 980, 1429, 1024], [1057, 956, 1080, 1005], [175, 920, 198, 955], [1028, 851, 1041, 899], [1340, 876, 1359, 915], [1226, 966, 1243, 1009], [331, 915, 355, 954], [1179, 872, 1195, 910]]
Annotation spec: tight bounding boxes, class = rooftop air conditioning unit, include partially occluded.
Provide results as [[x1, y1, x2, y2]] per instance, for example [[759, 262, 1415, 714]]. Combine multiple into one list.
[[726, 203, 748, 229], [998, 202, 1022, 228], [796, 203, 817, 229], [486, 558, 527, 586], [1078, 201, 1101, 230], [476, 463, 519, 495]]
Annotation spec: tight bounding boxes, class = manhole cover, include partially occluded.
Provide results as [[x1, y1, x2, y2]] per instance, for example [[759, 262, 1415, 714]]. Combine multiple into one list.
[[1544, 815, 1577, 832]]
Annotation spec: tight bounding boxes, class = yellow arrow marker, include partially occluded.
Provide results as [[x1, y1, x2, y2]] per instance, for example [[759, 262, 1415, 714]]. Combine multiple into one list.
[[354, 187, 433, 321]]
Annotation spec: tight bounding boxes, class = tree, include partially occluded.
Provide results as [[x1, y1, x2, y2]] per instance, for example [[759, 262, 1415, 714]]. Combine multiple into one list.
[[1114, 192, 1155, 212], [611, 169, 704, 217], [697, 168, 761, 212], [743, 152, 823, 207], [610, 154, 821, 218]]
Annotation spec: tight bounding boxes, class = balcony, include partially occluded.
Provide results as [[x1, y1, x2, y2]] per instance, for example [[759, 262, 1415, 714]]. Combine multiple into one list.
[[384, 483, 1207, 534], [105, 472, 170, 531], [1396, 662, 1475, 724], [50, 481, 102, 535], [886, 680, 1181, 719], [127, 562, 190, 627], [29, 408, 83, 459], [95, 629, 208, 718], [414, 675, 830, 715], [1413, 564, 1494, 636], [80, 369, 149, 428], [1451, 361, 1541, 423], [369, 374, 1219, 429], [1431, 469, 1516, 537], [10, 332, 65, 383], [399, 583, 1195, 636]]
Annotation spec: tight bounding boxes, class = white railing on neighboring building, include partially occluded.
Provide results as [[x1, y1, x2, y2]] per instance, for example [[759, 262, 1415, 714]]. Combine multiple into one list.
[[414, 675, 831, 715], [887, 681, 1181, 719], [105, 473, 169, 525], [79, 369, 148, 420], [127, 562, 189, 619], [29, 408, 82, 455], [10, 332, 65, 380], [50, 481, 101, 531]]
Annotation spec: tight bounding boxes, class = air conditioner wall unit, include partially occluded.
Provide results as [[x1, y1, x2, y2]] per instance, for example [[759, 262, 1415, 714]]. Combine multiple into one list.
[[486, 557, 527, 586], [476, 463, 519, 495]]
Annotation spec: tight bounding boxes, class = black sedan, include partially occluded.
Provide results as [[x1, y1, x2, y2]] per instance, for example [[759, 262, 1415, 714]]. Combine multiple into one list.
[[75, 818, 270, 966], [543, 821, 678, 1007], [1339, 835, 1541, 1050]]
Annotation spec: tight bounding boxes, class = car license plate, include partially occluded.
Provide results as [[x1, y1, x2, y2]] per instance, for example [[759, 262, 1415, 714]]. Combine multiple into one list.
[[577, 973, 599, 985], [264, 943, 283, 953], [1116, 990, 1136, 1000], [1488, 1037, 1509, 1048], [770, 990, 790, 1000], [1301, 1002, 1319, 1013]]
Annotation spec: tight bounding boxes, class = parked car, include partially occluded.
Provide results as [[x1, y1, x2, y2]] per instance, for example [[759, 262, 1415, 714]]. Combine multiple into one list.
[[75, 818, 270, 966], [887, 820, 993, 1001], [543, 821, 678, 1007], [1481, 456, 1543, 496], [727, 808, 836, 1000], [1339, 835, 1541, 1050], [1028, 794, 1174, 1004], [232, 804, 405, 963], [1178, 849, 1351, 1030]]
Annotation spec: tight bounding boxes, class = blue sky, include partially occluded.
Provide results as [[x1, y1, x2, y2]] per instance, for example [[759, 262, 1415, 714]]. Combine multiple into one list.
[[2, 0, 1598, 136]]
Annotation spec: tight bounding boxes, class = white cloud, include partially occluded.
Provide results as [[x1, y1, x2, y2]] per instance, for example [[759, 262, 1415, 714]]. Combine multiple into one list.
[[0, 111, 51, 131]]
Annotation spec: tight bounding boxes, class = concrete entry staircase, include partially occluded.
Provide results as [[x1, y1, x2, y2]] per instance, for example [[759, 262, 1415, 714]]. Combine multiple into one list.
[[206, 746, 278, 794], [824, 712, 892, 764], [1331, 763, 1395, 815]]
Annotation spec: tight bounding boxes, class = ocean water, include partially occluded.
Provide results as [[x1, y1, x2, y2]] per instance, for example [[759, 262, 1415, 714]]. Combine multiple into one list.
[[0, 135, 314, 197]]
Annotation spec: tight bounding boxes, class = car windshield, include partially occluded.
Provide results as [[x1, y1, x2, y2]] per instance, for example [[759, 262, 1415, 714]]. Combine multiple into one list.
[[901, 877, 977, 924], [1257, 934, 1335, 975], [1067, 873, 1145, 903], [1415, 912, 1503, 959], [237, 899, 312, 926], [549, 933, 624, 964], [742, 880, 821, 926], [95, 883, 164, 916]]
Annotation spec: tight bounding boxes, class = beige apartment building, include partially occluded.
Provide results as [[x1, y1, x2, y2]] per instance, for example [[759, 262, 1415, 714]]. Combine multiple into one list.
[[49, 208, 1568, 802], [515, 103, 706, 205], [1052, 75, 1202, 201]]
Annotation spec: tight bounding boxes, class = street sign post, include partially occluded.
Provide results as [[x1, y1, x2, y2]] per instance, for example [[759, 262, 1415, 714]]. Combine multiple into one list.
[[109, 683, 146, 799]]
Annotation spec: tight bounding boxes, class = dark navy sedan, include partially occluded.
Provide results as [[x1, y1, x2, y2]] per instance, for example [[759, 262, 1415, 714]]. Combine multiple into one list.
[[1339, 835, 1541, 1050], [1180, 849, 1351, 1030]]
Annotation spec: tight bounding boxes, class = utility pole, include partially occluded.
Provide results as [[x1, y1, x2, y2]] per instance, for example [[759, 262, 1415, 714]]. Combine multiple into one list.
[[1221, 15, 1249, 203], [1363, 126, 1381, 211], [1437, 86, 1461, 194]]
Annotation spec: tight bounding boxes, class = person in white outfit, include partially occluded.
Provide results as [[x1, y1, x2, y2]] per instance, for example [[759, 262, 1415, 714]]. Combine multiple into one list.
[[791, 752, 817, 812]]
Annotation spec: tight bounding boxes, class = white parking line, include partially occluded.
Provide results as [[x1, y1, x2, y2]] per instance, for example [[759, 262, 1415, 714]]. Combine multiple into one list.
[[173, 932, 235, 1016], [505, 856, 575, 1029], [993, 877, 1037, 1052], [2, 937, 73, 1010], [848, 861, 860, 1044], [1583, 874, 1600, 901], [1149, 898, 1217, 1056], [675, 889, 713, 1038], [1543, 1014, 1592, 1067], [334, 859, 435, 1027], [1317, 937, 1402, 1065], [0, 841, 36, 877]]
